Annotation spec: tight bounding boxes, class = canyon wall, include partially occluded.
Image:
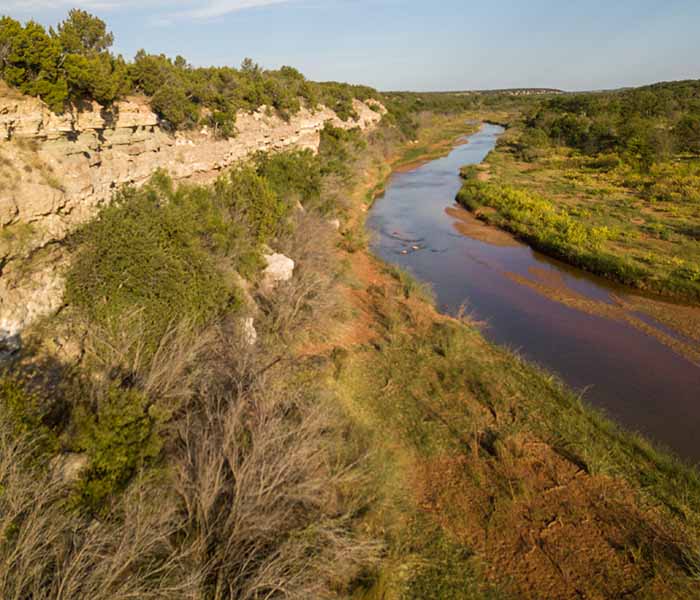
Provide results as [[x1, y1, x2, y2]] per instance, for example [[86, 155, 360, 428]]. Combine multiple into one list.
[[0, 87, 384, 346]]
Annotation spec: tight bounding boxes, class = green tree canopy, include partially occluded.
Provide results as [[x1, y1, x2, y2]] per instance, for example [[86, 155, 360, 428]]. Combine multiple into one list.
[[0, 10, 382, 129], [0, 16, 67, 111], [675, 115, 700, 153], [56, 9, 114, 56]]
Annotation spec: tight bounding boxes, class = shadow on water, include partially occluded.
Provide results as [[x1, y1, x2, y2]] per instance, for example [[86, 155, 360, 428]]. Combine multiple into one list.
[[368, 123, 700, 463]]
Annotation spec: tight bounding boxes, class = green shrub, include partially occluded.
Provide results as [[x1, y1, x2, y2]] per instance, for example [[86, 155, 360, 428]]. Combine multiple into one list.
[[65, 174, 233, 353], [151, 82, 197, 128], [64, 150, 319, 346], [0, 11, 129, 112], [0, 17, 68, 112], [63, 52, 129, 106], [216, 164, 290, 246], [253, 149, 322, 206], [74, 384, 163, 511], [0, 11, 383, 131], [526, 81, 700, 166], [0, 373, 59, 458], [208, 107, 237, 138], [585, 153, 621, 172], [675, 115, 700, 153], [517, 127, 550, 161], [318, 83, 356, 121], [316, 81, 378, 121], [56, 9, 114, 56], [319, 124, 366, 179]]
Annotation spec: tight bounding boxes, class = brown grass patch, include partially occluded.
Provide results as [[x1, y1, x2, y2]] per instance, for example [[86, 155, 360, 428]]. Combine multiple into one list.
[[414, 437, 699, 599]]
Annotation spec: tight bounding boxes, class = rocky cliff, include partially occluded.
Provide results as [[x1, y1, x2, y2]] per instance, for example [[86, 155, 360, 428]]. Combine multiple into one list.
[[0, 86, 385, 347]]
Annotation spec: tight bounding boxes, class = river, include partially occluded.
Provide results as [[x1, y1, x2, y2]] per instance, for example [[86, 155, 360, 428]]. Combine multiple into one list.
[[367, 123, 700, 463]]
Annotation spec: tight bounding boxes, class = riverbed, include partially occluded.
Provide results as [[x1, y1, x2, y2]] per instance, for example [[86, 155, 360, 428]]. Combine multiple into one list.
[[367, 123, 700, 463]]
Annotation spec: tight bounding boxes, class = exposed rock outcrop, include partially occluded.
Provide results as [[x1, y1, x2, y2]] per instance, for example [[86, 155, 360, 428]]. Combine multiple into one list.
[[261, 252, 296, 292], [0, 86, 385, 342], [241, 317, 258, 346]]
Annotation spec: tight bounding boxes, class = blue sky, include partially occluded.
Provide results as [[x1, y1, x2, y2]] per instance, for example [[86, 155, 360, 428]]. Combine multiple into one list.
[[3, 0, 700, 91]]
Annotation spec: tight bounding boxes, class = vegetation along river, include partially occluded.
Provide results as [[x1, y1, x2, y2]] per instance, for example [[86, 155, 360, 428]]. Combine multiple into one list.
[[368, 123, 700, 463]]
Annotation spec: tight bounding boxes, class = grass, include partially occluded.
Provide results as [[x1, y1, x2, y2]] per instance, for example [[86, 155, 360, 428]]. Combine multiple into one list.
[[384, 263, 435, 302], [465, 123, 700, 301], [326, 114, 700, 595], [333, 268, 700, 596], [392, 112, 481, 170]]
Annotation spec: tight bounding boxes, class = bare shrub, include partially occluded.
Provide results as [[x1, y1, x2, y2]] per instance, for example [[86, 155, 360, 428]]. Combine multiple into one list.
[[259, 211, 344, 342], [174, 347, 379, 599], [319, 172, 350, 215], [65, 315, 217, 511], [0, 422, 201, 599], [81, 311, 214, 409]]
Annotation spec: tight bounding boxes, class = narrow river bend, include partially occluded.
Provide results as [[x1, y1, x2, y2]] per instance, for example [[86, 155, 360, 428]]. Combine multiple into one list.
[[367, 123, 700, 463]]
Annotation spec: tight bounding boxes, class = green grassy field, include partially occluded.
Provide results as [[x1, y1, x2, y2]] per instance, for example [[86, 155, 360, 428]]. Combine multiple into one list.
[[456, 88, 700, 302]]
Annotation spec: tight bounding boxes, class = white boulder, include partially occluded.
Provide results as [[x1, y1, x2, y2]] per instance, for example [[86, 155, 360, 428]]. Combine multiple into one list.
[[261, 252, 295, 291]]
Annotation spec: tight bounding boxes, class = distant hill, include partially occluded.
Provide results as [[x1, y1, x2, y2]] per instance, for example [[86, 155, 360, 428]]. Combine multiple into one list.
[[454, 88, 564, 96], [386, 88, 564, 96]]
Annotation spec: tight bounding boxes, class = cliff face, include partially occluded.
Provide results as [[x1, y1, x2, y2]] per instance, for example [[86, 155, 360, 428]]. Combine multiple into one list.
[[0, 88, 385, 346]]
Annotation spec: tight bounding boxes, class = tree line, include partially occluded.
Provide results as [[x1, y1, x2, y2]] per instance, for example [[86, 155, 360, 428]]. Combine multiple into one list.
[[522, 80, 700, 169], [0, 10, 380, 133]]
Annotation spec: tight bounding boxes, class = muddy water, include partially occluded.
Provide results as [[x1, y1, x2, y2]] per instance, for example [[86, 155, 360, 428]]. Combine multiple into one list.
[[367, 123, 700, 463]]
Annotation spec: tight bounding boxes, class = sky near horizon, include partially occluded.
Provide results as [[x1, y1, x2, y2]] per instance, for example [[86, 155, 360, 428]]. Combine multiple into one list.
[[2, 0, 700, 92]]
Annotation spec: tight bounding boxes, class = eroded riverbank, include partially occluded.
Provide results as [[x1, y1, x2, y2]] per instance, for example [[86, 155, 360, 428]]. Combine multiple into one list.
[[367, 123, 700, 462]]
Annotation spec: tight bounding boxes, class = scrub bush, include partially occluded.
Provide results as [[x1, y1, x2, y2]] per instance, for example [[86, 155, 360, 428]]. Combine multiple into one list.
[[73, 385, 163, 511], [65, 174, 234, 354]]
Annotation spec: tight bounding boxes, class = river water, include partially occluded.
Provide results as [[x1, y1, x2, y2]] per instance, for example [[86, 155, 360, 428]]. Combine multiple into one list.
[[367, 123, 700, 463]]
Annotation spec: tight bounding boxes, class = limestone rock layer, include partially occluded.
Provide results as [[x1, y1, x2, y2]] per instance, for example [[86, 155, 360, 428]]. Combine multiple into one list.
[[0, 88, 384, 340]]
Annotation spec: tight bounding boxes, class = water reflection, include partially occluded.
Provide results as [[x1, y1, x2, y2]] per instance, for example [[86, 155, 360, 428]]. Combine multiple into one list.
[[368, 124, 700, 462]]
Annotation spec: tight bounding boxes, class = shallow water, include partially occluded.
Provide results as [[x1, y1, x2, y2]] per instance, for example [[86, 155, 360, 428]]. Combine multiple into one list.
[[367, 123, 700, 463]]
